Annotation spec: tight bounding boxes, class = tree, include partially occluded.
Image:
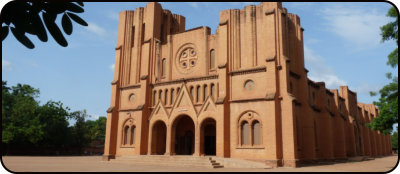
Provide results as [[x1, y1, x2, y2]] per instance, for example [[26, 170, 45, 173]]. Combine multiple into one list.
[[367, 7, 398, 134], [1, 2, 88, 49], [69, 109, 91, 153], [392, 131, 398, 152], [86, 117, 106, 144]]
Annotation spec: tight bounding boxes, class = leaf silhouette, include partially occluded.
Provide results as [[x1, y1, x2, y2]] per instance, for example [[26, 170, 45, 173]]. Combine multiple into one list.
[[43, 12, 68, 47], [10, 27, 34, 49], [2, 26, 9, 41], [65, 2, 84, 13], [67, 12, 88, 26], [62, 13, 73, 35]]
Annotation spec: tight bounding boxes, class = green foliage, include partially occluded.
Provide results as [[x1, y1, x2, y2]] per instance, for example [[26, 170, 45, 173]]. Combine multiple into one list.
[[368, 6, 399, 134], [1, 2, 87, 49], [2, 81, 106, 155], [392, 131, 398, 150]]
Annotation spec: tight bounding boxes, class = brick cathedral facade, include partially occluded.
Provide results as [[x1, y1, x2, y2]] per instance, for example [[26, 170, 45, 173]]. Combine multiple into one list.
[[103, 2, 392, 167]]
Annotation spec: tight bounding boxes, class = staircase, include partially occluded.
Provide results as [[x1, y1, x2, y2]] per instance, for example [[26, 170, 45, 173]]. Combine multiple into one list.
[[111, 155, 224, 168]]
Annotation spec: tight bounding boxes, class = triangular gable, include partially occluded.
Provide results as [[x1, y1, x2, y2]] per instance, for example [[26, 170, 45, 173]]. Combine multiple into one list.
[[170, 83, 198, 117], [198, 95, 217, 116], [148, 100, 169, 121]]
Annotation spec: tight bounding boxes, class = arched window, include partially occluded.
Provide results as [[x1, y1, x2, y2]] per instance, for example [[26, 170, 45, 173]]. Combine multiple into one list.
[[159, 90, 163, 104], [130, 126, 136, 145], [153, 90, 157, 106], [252, 121, 261, 145], [210, 49, 215, 70], [210, 83, 215, 99], [196, 86, 200, 103], [165, 89, 169, 105], [171, 89, 175, 105], [161, 58, 166, 77], [204, 85, 208, 101], [124, 126, 130, 145], [190, 86, 194, 99], [177, 87, 181, 94], [241, 121, 250, 145]]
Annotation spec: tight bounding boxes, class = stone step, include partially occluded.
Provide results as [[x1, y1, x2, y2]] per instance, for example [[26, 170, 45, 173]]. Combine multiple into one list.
[[111, 155, 224, 168]]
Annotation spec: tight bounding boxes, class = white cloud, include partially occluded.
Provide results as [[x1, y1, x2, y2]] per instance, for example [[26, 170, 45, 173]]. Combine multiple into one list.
[[2, 59, 13, 71], [304, 45, 347, 89], [321, 5, 390, 50], [85, 22, 106, 36], [186, 2, 199, 8], [109, 64, 115, 71], [107, 11, 119, 21], [354, 83, 381, 96]]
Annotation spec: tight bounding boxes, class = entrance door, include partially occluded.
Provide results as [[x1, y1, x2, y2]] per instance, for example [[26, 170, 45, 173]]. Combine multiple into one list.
[[151, 121, 166, 155], [201, 118, 216, 155], [173, 115, 195, 155]]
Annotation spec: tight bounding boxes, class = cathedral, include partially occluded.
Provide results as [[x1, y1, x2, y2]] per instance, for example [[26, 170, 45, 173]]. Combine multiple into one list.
[[103, 2, 392, 167]]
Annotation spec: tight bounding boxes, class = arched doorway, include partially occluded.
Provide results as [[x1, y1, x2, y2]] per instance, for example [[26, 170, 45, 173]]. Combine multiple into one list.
[[151, 120, 167, 155], [201, 118, 216, 155], [172, 115, 195, 155]]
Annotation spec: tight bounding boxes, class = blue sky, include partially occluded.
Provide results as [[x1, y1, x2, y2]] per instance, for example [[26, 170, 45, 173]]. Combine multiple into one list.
[[2, 2, 398, 124]]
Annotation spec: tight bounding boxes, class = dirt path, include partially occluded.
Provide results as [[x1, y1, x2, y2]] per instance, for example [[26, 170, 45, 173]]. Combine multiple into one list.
[[1, 155, 398, 172]]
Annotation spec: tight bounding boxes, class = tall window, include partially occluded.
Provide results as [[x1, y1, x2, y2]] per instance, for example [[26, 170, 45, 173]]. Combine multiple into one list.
[[210, 49, 215, 70], [153, 90, 157, 106], [171, 89, 175, 105], [196, 86, 200, 103], [165, 89, 168, 105], [124, 126, 129, 145], [203, 85, 208, 101], [161, 58, 166, 77], [210, 83, 215, 99], [131, 26, 135, 47], [252, 121, 261, 145], [130, 126, 136, 145], [190, 86, 194, 99], [159, 90, 163, 104], [241, 121, 250, 145]]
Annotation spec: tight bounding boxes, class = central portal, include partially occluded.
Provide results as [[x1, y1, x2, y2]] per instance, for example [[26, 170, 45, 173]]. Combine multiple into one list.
[[173, 115, 195, 155]]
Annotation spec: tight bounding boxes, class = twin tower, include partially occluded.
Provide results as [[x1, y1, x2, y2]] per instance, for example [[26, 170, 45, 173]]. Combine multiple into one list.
[[103, 2, 392, 167]]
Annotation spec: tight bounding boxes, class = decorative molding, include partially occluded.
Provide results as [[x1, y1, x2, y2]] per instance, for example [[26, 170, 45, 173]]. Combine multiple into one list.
[[289, 71, 301, 79], [326, 89, 334, 96], [119, 104, 144, 112], [308, 79, 320, 89], [152, 75, 218, 87], [265, 56, 276, 62], [106, 106, 114, 113], [111, 80, 118, 85], [228, 66, 266, 76], [143, 39, 151, 43], [140, 75, 148, 80], [120, 84, 141, 90], [230, 96, 274, 103], [265, 9, 275, 15], [215, 96, 225, 104], [115, 45, 122, 50], [219, 20, 228, 26], [218, 63, 227, 69], [309, 103, 321, 112]]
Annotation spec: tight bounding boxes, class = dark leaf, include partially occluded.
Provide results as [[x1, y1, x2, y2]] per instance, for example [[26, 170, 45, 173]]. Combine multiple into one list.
[[2, 26, 9, 41], [67, 12, 88, 26], [10, 27, 34, 49], [62, 13, 73, 35], [76, 2, 84, 7], [43, 12, 68, 47], [46, 2, 68, 14], [30, 12, 48, 42], [65, 2, 84, 13]]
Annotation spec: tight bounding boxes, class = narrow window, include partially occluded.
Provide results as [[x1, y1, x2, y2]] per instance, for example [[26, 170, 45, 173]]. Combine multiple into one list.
[[159, 90, 163, 104], [165, 89, 169, 105], [210, 49, 215, 70], [241, 121, 250, 145], [153, 90, 157, 105], [204, 85, 208, 101], [161, 58, 166, 77], [196, 86, 200, 103], [190, 86, 194, 99], [177, 87, 180, 94], [130, 126, 136, 145], [210, 83, 215, 99], [141, 23, 145, 42], [124, 126, 129, 145], [252, 121, 261, 145], [171, 89, 175, 105]]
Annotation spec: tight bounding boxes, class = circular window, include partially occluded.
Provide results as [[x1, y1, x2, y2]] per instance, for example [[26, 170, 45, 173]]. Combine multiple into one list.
[[129, 93, 136, 103], [175, 44, 198, 74], [244, 80, 255, 91]]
